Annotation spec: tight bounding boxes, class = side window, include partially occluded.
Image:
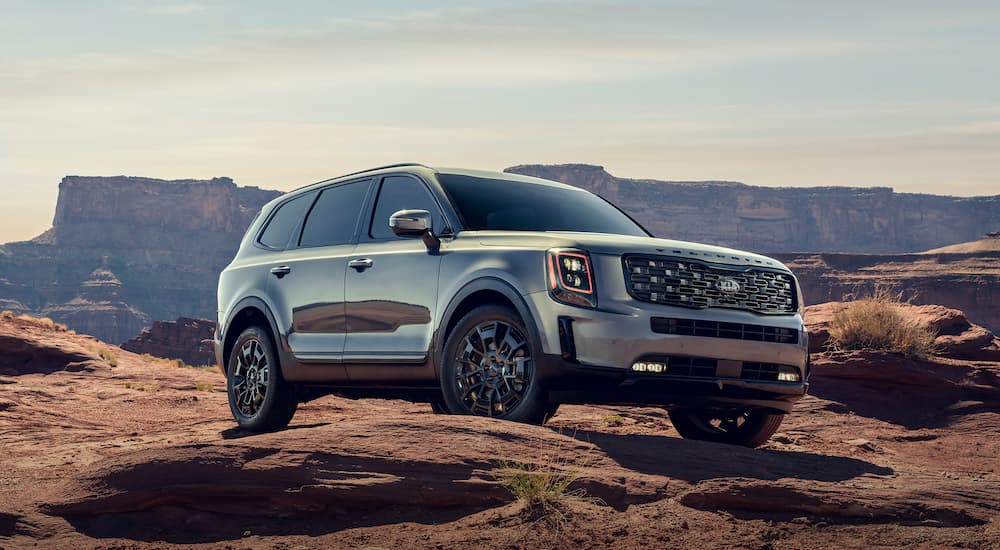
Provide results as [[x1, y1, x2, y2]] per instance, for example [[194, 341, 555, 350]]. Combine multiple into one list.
[[369, 176, 442, 240], [258, 193, 313, 250], [299, 180, 370, 248]]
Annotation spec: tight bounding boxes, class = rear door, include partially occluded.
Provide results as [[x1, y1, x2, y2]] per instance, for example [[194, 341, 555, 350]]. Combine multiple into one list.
[[343, 174, 444, 379], [266, 179, 372, 374]]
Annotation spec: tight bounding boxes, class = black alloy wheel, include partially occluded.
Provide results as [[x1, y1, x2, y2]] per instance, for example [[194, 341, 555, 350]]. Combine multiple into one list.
[[226, 326, 297, 432], [667, 408, 784, 448], [439, 305, 551, 424]]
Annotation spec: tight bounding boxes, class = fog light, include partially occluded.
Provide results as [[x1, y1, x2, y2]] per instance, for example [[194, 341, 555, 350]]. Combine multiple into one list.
[[631, 361, 668, 374], [777, 365, 801, 382]]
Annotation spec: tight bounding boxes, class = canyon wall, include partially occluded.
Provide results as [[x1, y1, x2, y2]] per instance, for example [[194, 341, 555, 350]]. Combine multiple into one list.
[[2, 165, 999, 346], [506, 164, 1000, 254], [0, 176, 280, 344], [773, 248, 1000, 333]]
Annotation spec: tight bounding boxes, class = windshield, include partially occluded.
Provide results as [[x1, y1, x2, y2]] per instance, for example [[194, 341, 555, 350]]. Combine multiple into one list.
[[438, 174, 649, 236]]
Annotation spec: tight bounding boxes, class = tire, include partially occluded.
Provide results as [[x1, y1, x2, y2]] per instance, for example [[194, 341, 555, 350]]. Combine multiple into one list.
[[668, 408, 784, 448], [226, 326, 297, 432], [543, 403, 560, 423], [439, 304, 550, 425]]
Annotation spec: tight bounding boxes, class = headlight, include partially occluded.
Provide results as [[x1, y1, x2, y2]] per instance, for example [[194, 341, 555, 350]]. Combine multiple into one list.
[[547, 249, 596, 308]]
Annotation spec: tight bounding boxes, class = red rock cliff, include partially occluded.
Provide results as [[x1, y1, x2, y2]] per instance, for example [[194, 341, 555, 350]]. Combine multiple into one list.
[[0, 176, 280, 344], [120, 317, 216, 366], [506, 164, 1000, 254]]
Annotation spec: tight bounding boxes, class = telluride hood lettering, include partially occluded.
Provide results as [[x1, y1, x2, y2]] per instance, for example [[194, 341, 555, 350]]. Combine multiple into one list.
[[475, 231, 787, 270]]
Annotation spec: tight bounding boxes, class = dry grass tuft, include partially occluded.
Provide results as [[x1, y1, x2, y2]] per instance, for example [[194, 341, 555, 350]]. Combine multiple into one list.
[[827, 287, 937, 358], [195, 382, 214, 392], [9, 313, 68, 331], [493, 437, 603, 532], [601, 414, 626, 427], [495, 459, 583, 509], [98, 348, 119, 367], [124, 382, 161, 392]]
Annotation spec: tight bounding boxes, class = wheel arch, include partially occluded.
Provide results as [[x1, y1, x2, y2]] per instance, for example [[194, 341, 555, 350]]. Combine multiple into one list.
[[433, 277, 542, 379], [221, 297, 283, 378]]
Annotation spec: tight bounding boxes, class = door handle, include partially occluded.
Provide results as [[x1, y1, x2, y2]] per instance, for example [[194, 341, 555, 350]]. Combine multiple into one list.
[[269, 265, 291, 278], [348, 258, 374, 272]]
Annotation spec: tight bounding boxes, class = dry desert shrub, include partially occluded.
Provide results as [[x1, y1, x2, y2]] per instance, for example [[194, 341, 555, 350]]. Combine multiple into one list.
[[494, 458, 584, 510], [98, 348, 119, 367], [827, 287, 936, 358], [601, 414, 626, 427], [12, 314, 67, 331], [493, 436, 604, 532]]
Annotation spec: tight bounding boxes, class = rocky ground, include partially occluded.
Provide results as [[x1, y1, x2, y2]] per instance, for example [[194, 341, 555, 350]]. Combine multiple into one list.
[[1, 313, 999, 549]]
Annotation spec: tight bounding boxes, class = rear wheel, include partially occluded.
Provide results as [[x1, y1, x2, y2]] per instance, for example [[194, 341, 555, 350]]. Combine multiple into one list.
[[439, 305, 550, 425], [668, 408, 783, 448], [226, 326, 297, 432]]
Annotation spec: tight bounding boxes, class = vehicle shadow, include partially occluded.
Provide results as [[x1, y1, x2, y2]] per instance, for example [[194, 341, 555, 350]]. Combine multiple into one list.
[[220, 422, 332, 439], [809, 377, 1000, 429], [560, 428, 894, 484]]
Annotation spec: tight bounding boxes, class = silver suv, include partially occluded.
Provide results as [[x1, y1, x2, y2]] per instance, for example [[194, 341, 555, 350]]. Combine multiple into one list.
[[215, 164, 809, 447]]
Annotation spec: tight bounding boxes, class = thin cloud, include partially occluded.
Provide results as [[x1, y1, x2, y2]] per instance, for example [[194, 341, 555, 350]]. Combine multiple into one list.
[[145, 3, 209, 16]]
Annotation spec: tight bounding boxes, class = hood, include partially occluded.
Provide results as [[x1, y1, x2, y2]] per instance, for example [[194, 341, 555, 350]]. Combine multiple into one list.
[[469, 231, 790, 271]]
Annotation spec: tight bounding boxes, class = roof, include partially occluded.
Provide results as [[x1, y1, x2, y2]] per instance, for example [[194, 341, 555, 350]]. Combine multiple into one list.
[[433, 166, 582, 191], [272, 163, 580, 210]]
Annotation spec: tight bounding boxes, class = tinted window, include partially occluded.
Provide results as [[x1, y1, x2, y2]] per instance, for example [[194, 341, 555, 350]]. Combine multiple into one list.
[[438, 174, 648, 236], [258, 193, 313, 250], [369, 176, 442, 240], [299, 181, 370, 248]]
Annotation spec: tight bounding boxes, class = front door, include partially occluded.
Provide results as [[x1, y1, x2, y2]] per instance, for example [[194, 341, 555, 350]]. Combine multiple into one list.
[[343, 174, 444, 379]]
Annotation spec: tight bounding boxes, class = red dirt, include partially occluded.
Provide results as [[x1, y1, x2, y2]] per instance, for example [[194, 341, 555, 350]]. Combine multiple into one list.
[[0, 315, 998, 549]]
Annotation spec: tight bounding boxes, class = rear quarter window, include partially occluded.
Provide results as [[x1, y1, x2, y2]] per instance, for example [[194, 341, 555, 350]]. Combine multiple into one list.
[[257, 193, 313, 250], [299, 180, 371, 248]]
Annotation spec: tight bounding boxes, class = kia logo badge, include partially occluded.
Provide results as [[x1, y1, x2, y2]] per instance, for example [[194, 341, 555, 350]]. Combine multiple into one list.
[[717, 278, 740, 293]]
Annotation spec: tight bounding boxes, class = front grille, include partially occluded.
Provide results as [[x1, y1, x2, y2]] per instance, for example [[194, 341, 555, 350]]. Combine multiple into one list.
[[740, 362, 783, 382], [650, 317, 799, 344], [624, 255, 797, 314]]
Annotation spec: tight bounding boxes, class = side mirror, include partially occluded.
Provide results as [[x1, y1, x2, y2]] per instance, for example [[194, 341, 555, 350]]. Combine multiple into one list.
[[389, 209, 440, 250]]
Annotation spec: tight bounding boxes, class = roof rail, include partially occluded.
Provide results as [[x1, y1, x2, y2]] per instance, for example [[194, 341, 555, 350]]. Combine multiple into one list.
[[332, 162, 433, 180], [285, 163, 434, 195]]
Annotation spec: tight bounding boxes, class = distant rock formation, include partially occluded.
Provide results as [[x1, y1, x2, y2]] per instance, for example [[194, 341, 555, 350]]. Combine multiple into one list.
[[40, 264, 151, 345], [506, 164, 1000, 254], [121, 317, 216, 366], [2, 166, 999, 345], [775, 248, 1000, 332], [0, 175, 280, 344], [923, 232, 1000, 253]]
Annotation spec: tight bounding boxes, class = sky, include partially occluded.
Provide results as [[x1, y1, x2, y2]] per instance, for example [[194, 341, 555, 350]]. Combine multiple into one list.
[[1, 0, 998, 242]]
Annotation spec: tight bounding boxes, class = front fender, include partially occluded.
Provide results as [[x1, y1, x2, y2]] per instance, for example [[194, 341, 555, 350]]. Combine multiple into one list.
[[432, 276, 544, 379]]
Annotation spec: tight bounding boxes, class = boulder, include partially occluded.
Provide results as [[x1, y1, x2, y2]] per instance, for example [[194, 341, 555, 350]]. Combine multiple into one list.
[[805, 302, 1000, 361]]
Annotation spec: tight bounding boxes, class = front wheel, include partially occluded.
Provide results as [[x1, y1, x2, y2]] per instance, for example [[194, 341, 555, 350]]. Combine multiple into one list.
[[668, 408, 784, 448], [226, 326, 297, 432], [439, 305, 551, 425]]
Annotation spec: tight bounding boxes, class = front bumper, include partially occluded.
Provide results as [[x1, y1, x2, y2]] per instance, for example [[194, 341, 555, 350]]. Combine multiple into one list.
[[536, 355, 806, 413], [524, 288, 810, 413]]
